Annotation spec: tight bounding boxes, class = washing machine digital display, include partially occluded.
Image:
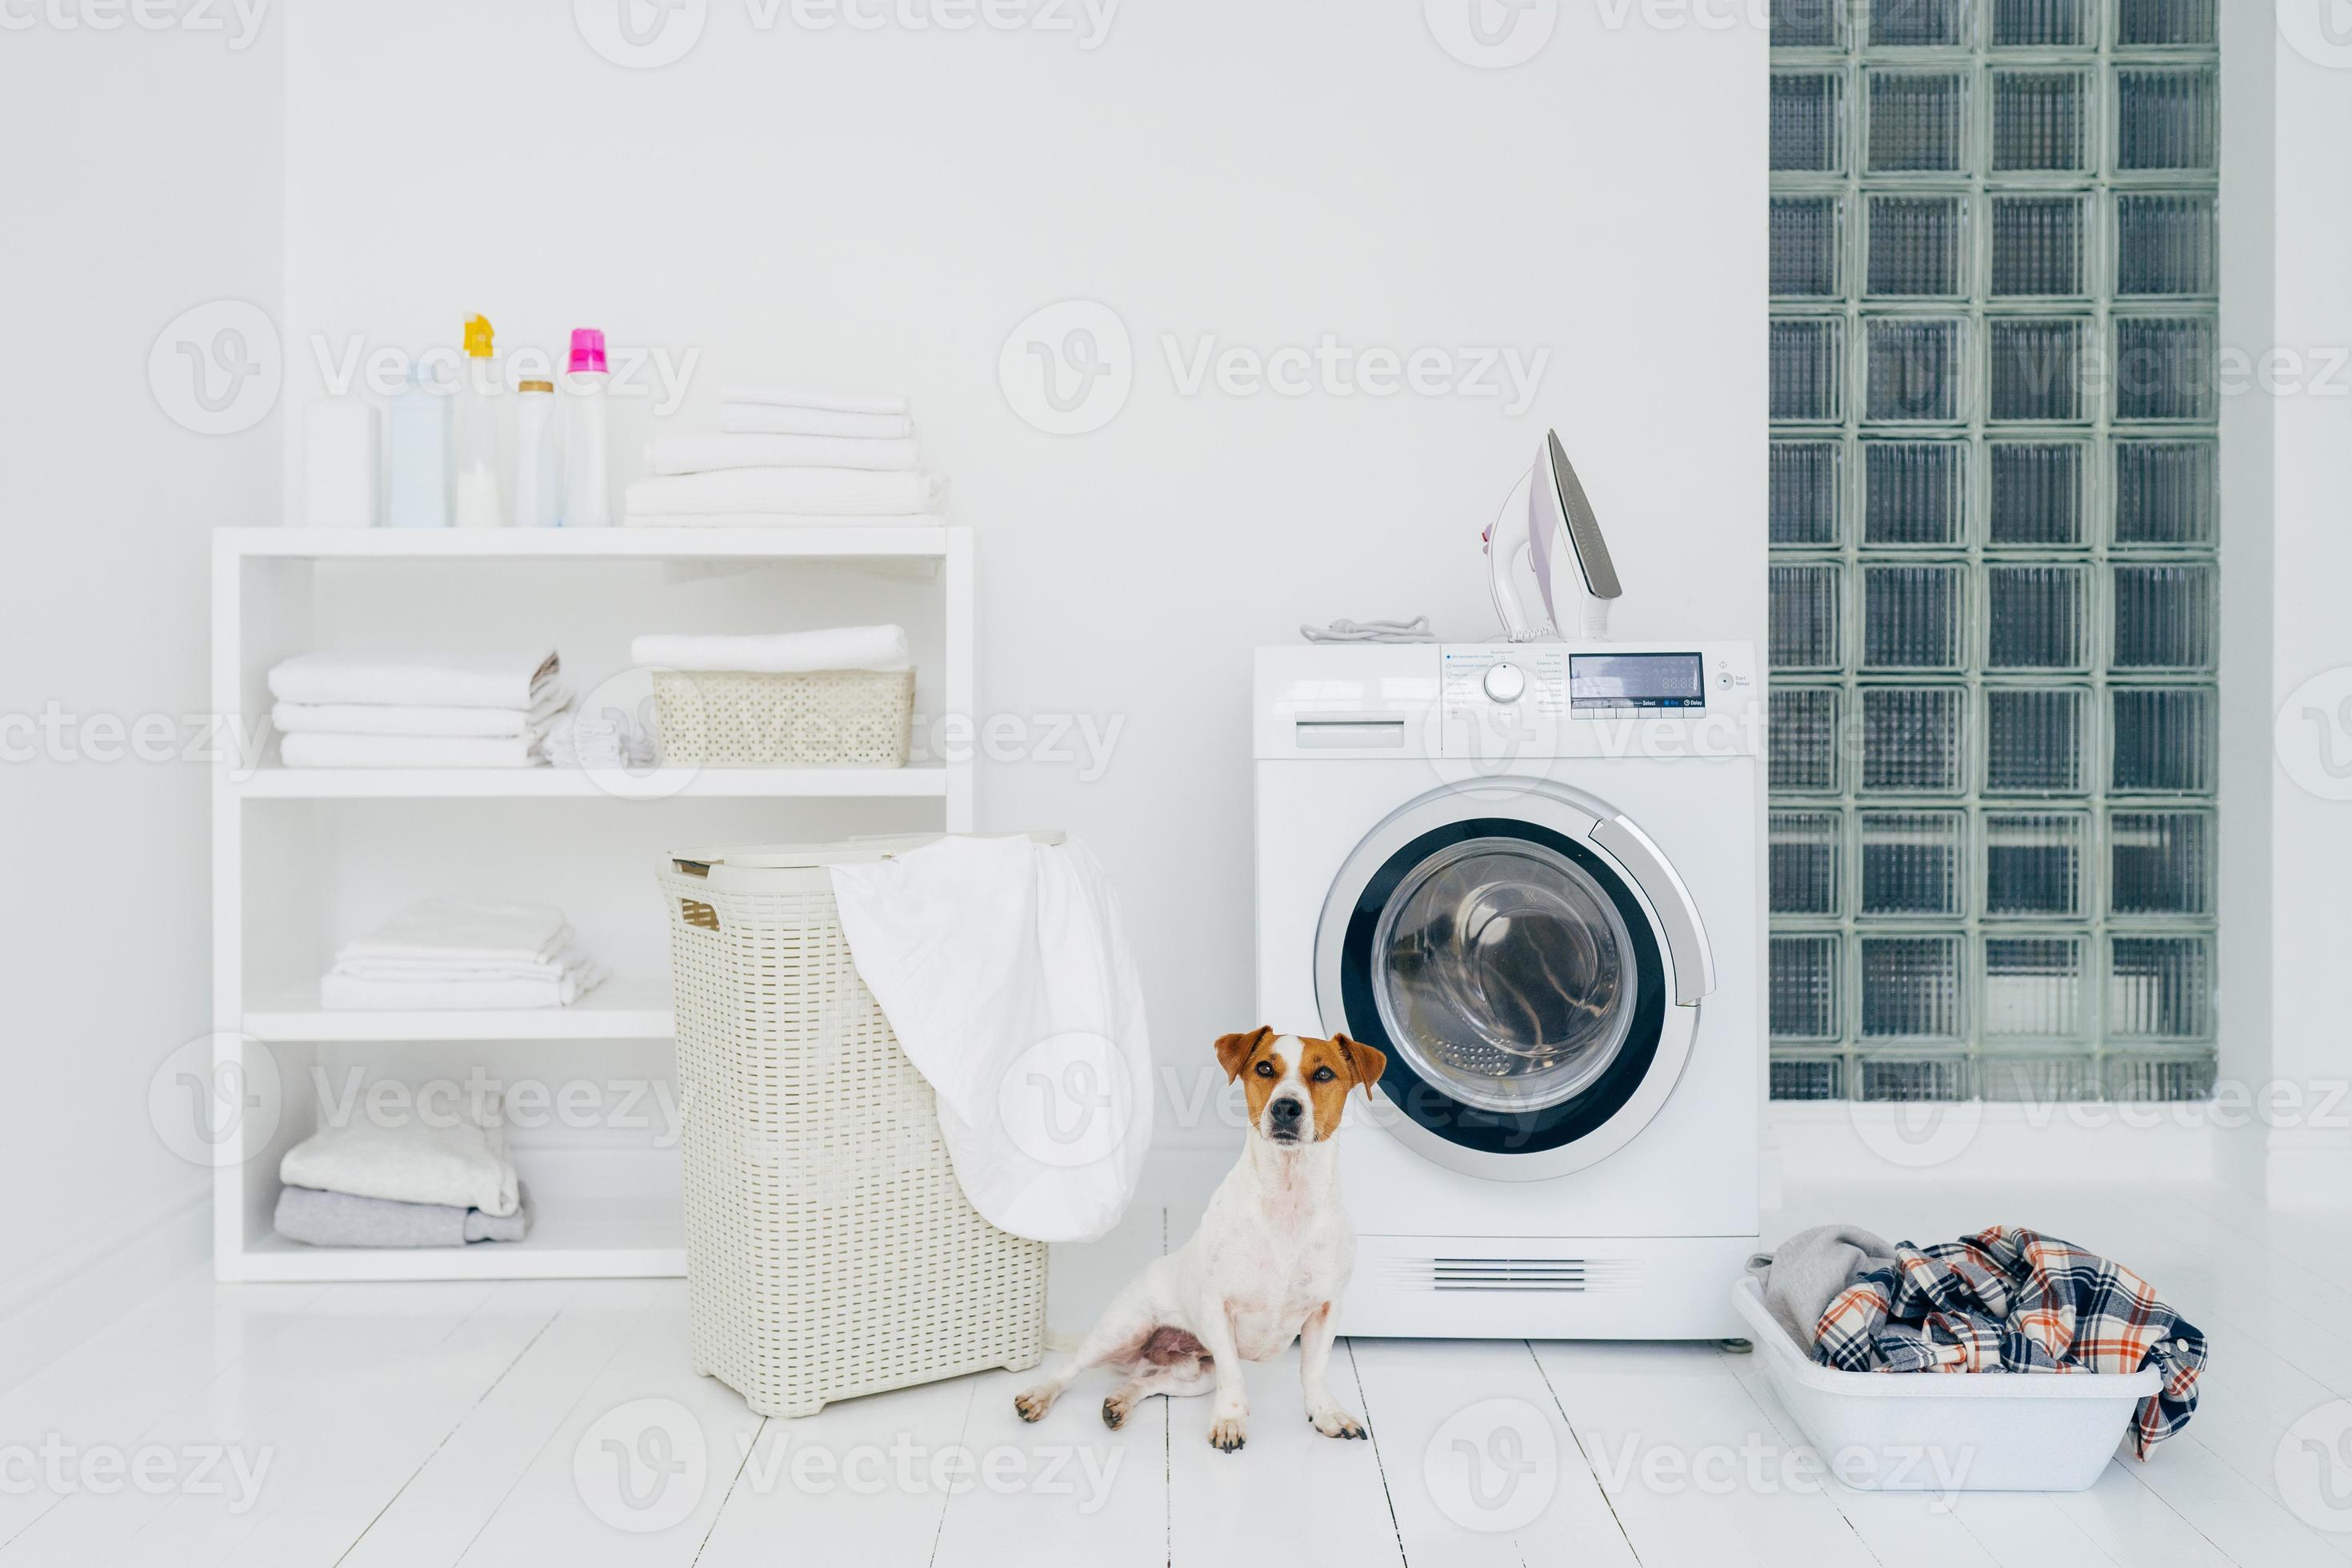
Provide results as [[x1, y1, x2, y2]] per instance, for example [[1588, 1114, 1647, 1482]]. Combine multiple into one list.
[[1568, 652, 1705, 711]]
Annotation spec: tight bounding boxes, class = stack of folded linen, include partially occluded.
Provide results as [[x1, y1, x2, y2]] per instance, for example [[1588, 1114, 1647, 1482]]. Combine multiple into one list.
[[274, 1090, 529, 1248], [625, 387, 942, 527], [270, 650, 565, 768], [629, 623, 910, 674], [321, 897, 608, 1010]]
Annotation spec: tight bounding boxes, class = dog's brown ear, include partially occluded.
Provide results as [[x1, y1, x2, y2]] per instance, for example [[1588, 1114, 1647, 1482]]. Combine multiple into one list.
[[1334, 1034, 1387, 1099], [1214, 1027, 1273, 1082]]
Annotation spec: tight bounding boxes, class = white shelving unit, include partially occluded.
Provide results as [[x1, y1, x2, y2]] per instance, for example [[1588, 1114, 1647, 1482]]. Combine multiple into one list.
[[210, 525, 974, 1282]]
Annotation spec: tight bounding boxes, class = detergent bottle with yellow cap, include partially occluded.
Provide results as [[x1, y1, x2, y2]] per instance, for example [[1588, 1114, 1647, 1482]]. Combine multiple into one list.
[[454, 314, 504, 528]]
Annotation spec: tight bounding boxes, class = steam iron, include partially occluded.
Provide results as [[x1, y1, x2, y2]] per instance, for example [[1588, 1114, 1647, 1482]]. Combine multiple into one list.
[[1484, 430, 1623, 642]]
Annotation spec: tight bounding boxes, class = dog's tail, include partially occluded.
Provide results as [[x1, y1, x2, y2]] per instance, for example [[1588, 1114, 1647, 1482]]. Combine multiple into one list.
[[1042, 1326, 1082, 1354]]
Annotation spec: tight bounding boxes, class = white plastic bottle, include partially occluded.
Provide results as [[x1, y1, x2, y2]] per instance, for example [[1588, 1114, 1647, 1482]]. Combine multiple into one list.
[[454, 314, 504, 528], [386, 362, 451, 528], [561, 327, 612, 527], [513, 378, 562, 527]]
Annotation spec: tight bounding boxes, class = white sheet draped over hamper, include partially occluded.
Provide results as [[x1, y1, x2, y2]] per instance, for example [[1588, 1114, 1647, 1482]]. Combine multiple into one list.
[[826, 834, 1152, 1246]]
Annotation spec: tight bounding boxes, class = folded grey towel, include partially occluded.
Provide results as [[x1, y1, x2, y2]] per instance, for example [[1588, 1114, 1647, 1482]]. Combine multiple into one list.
[[274, 1182, 532, 1248], [1746, 1223, 1898, 1352]]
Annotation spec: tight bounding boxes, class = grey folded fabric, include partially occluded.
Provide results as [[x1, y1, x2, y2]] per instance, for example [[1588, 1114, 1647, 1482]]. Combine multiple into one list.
[[274, 1182, 532, 1248], [1298, 616, 1438, 644], [1746, 1223, 1897, 1352]]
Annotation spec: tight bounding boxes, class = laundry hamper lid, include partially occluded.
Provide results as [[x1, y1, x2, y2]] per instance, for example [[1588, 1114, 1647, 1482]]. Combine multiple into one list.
[[666, 830, 1066, 891]]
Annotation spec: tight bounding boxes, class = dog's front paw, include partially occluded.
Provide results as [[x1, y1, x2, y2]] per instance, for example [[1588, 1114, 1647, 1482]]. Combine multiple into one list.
[[1013, 1386, 1058, 1423], [1308, 1405, 1367, 1440], [1208, 1411, 1248, 1452]]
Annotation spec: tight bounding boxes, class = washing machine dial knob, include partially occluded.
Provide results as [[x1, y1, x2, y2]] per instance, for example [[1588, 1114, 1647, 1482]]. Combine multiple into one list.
[[1482, 662, 1526, 704]]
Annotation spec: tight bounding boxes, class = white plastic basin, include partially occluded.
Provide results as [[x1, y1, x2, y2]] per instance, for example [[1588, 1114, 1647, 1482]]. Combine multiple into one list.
[[1731, 1274, 2159, 1492]]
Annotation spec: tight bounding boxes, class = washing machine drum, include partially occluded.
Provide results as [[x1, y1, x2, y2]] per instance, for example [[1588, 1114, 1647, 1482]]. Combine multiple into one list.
[[1318, 789, 1707, 1179], [1373, 838, 1638, 1115]]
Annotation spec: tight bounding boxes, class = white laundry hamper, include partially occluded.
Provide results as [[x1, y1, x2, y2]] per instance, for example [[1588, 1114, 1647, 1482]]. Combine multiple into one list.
[[659, 837, 1047, 1418]]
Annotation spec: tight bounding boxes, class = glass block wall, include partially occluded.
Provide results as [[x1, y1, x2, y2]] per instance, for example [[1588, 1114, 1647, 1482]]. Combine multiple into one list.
[[1766, 0, 2219, 1104]]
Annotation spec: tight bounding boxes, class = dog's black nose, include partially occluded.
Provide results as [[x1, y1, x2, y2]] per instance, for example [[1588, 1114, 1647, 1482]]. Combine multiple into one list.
[[1270, 1097, 1303, 1125]]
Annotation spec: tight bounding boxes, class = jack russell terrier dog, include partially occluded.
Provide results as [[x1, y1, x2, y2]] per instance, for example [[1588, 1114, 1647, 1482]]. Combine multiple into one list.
[[1014, 1026, 1386, 1452]]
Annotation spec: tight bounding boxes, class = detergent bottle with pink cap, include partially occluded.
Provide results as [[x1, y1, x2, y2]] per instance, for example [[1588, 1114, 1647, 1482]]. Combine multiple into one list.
[[561, 328, 613, 527]]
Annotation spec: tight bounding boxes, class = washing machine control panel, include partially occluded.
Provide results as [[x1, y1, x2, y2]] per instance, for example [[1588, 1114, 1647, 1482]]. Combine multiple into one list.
[[1442, 647, 1565, 734], [1567, 650, 1708, 714]]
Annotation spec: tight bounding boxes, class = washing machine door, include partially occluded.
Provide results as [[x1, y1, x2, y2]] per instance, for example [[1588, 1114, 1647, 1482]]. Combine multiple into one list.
[[1314, 780, 1715, 1182]]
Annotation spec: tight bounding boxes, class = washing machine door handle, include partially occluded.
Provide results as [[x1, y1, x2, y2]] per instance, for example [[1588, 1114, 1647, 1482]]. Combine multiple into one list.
[[1590, 815, 1715, 1006]]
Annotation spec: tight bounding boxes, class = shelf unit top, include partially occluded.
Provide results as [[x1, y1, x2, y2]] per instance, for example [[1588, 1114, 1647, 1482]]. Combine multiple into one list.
[[216, 524, 959, 560], [228, 763, 950, 800], [245, 982, 676, 1042]]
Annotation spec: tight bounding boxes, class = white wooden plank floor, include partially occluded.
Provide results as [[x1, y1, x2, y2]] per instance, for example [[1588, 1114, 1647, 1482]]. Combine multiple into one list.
[[3, 1170, 2344, 1567]]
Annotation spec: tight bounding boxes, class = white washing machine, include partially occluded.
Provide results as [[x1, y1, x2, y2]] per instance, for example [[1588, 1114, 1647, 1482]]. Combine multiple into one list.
[[1254, 640, 1762, 1339]]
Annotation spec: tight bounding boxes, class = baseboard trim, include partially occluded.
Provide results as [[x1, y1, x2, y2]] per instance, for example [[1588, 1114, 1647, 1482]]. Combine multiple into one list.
[[2262, 1128, 2352, 1208], [0, 1186, 209, 1396], [1766, 1102, 2216, 1186]]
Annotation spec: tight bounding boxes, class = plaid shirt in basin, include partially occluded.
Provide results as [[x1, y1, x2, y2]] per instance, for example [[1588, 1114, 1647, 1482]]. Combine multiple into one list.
[[1813, 1225, 2206, 1457]]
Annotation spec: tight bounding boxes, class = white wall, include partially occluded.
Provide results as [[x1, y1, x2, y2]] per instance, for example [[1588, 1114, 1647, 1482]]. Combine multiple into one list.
[[0, 10, 281, 1346], [2216, 2, 2274, 1174], [277, 1, 1766, 1136], [2257, 17, 2352, 1199]]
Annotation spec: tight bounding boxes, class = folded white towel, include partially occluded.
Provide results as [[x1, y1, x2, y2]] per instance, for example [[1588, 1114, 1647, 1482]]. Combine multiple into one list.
[[332, 954, 580, 982], [624, 469, 937, 518], [268, 650, 560, 711], [720, 405, 913, 439], [279, 733, 543, 769], [623, 512, 947, 530], [646, 433, 919, 476], [338, 898, 574, 966], [719, 386, 909, 415], [281, 1094, 519, 1216], [272, 692, 566, 739], [630, 625, 910, 674], [321, 950, 609, 1011]]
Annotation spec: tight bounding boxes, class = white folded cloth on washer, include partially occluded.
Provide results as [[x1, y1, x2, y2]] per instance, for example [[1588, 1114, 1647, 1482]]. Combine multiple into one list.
[[629, 625, 910, 674], [624, 468, 937, 518], [279, 1092, 519, 1216], [719, 404, 913, 439], [623, 512, 946, 530], [321, 949, 607, 1011], [827, 834, 1153, 1245], [645, 432, 919, 476], [279, 733, 543, 769], [267, 650, 561, 710], [339, 898, 573, 966], [271, 692, 566, 738], [718, 386, 909, 415]]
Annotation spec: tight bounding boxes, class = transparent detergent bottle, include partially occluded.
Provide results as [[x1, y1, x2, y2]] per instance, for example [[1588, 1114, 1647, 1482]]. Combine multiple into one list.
[[454, 314, 505, 528], [561, 327, 612, 527]]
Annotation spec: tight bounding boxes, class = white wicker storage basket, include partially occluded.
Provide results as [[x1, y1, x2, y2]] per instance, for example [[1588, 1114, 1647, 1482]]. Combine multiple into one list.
[[658, 837, 1047, 1418], [652, 667, 914, 767]]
